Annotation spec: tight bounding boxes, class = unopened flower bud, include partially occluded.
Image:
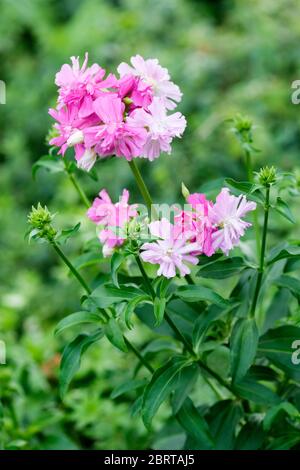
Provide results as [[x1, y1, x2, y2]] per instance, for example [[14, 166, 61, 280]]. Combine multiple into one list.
[[230, 114, 256, 149], [77, 148, 97, 172], [67, 129, 84, 147], [28, 204, 57, 240], [232, 114, 253, 134], [181, 182, 190, 200], [258, 166, 277, 186]]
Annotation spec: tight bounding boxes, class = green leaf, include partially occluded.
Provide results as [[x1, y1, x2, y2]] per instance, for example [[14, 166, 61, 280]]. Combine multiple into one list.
[[230, 318, 258, 384], [268, 244, 300, 265], [104, 317, 127, 352], [267, 433, 300, 450], [56, 223, 81, 244], [123, 294, 150, 329], [176, 398, 214, 449], [262, 288, 291, 334], [111, 252, 124, 288], [207, 400, 243, 450], [91, 283, 145, 309], [142, 339, 179, 355], [111, 379, 148, 399], [171, 364, 198, 414], [235, 422, 265, 450], [275, 275, 300, 301], [192, 305, 226, 352], [274, 197, 295, 223], [225, 178, 254, 194], [59, 329, 103, 397], [32, 155, 65, 179], [54, 311, 102, 336], [258, 325, 300, 379], [73, 251, 103, 270], [176, 285, 229, 307], [263, 402, 300, 431], [198, 257, 247, 279], [154, 297, 166, 326], [142, 356, 191, 428], [233, 376, 280, 405], [206, 346, 230, 379]]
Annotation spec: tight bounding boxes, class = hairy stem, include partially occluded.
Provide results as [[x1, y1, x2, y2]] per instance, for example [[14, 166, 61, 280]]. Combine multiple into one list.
[[250, 184, 270, 317]]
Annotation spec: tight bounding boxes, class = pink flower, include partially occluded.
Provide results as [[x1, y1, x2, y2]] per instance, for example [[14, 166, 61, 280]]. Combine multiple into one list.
[[209, 188, 257, 255], [118, 55, 182, 110], [140, 218, 200, 278], [127, 97, 186, 160], [91, 94, 147, 159], [174, 193, 215, 256], [48, 104, 99, 169], [87, 189, 137, 256], [117, 74, 153, 110], [55, 53, 117, 117], [49, 105, 86, 158]]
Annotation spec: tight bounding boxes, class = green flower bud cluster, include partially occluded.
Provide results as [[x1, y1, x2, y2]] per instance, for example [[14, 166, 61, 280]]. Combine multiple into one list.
[[258, 166, 277, 186], [27, 203, 57, 241]]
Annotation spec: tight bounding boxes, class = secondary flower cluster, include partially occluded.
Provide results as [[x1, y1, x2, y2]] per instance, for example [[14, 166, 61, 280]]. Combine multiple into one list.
[[49, 54, 186, 171], [87, 187, 256, 278]]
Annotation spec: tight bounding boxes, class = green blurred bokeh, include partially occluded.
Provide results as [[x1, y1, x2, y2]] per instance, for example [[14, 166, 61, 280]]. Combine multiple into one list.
[[1, 0, 300, 449]]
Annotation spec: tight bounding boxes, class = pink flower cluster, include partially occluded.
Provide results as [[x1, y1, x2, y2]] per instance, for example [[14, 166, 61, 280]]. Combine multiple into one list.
[[87, 187, 256, 278], [49, 54, 186, 170], [87, 188, 137, 257], [141, 188, 256, 277]]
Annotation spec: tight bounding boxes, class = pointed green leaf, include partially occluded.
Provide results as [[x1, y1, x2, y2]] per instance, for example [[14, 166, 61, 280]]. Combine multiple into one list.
[[263, 402, 300, 431], [154, 297, 166, 326], [104, 317, 127, 352], [55, 311, 102, 336], [56, 223, 81, 244], [176, 285, 229, 307], [59, 329, 103, 397], [111, 379, 148, 399], [142, 356, 190, 428], [274, 197, 295, 223], [91, 283, 145, 309], [176, 398, 214, 449], [123, 294, 150, 329], [111, 252, 124, 288], [230, 318, 258, 384], [198, 257, 247, 279], [32, 155, 64, 180], [258, 325, 300, 378], [171, 364, 198, 414], [233, 376, 280, 405]]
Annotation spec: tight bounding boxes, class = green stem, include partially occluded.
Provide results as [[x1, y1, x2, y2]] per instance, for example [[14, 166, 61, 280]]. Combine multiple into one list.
[[63, 161, 90, 209], [51, 241, 153, 373], [128, 160, 157, 218], [245, 150, 253, 183], [250, 184, 270, 318], [245, 150, 260, 256], [124, 337, 154, 373], [51, 240, 92, 295]]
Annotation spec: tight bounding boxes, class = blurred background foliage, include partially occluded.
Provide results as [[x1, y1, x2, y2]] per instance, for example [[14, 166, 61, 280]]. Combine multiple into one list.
[[1, 0, 300, 449]]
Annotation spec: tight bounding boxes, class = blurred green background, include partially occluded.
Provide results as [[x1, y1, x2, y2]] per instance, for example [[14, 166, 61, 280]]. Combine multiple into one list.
[[1, 0, 300, 449]]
